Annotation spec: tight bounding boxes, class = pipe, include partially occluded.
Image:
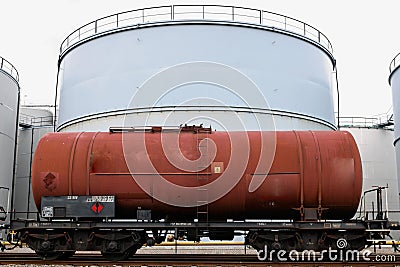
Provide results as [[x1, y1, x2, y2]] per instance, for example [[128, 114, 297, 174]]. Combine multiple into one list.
[[334, 61, 340, 130], [53, 60, 61, 132], [26, 128, 35, 219]]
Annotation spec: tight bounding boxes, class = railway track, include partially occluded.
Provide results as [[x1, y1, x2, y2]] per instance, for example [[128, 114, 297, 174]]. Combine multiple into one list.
[[0, 253, 399, 266]]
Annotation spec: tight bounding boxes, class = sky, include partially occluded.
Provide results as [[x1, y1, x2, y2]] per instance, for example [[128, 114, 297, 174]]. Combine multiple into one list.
[[0, 0, 399, 118]]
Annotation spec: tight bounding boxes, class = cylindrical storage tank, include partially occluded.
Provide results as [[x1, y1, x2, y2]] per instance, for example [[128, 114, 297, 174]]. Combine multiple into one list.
[[56, 5, 336, 132], [389, 55, 400, 196], [343, 127, 399, 226], [32, 130, 362, 220], [0, 56, 19, 224], [14, 107, 54, 220]]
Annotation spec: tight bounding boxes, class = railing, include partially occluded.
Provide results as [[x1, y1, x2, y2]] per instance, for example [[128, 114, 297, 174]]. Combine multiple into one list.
[[0, 56, 19, 82], [19, 114, 54, 127], [339, 114, 394, 129], [390, 52, 400, 73], [60, 5, 333, 56]]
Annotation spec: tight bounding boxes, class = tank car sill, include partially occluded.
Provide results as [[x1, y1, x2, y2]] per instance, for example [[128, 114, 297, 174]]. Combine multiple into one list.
[[11, 220, 367, 231]]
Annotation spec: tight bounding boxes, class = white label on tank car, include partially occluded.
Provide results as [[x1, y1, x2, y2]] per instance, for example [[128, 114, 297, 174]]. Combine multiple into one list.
[[42, 206, 54, 218], [86, 196, 115, 203]]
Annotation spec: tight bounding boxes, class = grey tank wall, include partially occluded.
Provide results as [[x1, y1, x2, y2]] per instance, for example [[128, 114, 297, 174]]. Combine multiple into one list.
[[13, 126, 53, 220], [390, 66, 400, 207], [345, 127, 399, 238], [0, 68, 19, 225]]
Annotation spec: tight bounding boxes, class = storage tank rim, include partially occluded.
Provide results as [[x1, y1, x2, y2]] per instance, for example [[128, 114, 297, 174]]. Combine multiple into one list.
[[56, 106, 337, 132], [58, 5, 334, 65], [389, 62, 400, 85], [388, 52, 400, 84], [394, 136, 400, 147], [0, 60, 20, 86], [389, 51, 400, 78]]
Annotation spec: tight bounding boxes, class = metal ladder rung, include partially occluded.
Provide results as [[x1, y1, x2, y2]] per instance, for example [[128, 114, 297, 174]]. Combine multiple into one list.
[[197, 133, 209, 222]]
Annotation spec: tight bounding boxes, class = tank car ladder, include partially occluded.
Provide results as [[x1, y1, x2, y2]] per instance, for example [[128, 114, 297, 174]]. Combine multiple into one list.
[[195, 127, 210, 222]]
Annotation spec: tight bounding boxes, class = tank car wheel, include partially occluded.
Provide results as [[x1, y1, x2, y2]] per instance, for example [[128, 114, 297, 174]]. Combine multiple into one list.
[[101, 248, 137, 261]]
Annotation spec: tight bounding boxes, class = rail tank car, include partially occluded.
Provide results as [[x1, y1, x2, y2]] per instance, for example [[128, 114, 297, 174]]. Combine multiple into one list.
[[32, 129, 362, 220], [17, 127, 370, 260]]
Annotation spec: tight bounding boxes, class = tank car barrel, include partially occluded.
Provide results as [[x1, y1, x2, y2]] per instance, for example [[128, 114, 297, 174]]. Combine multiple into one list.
[[31, 130, 362, 221]]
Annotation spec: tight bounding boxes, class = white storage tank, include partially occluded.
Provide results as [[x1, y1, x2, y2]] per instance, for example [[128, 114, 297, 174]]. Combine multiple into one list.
[[0, 56, 19, 225], [389, 55, 400, 198], [13, 107, 54, 220], [342, 126, 400, 226], [56, 5, 336, 132]]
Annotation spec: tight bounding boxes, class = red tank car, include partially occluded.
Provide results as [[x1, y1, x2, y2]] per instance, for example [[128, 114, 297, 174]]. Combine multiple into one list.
[[31, 128, 362, 221]]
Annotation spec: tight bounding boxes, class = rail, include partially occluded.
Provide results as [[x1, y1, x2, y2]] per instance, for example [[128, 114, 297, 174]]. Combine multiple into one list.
[[59, 5, 333, 56], [0, 56, 19, 82]]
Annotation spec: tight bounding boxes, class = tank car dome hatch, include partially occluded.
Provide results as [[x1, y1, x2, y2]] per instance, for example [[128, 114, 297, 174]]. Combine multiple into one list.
[[0, 56, 20, 225], [55, 5, 336, 132]]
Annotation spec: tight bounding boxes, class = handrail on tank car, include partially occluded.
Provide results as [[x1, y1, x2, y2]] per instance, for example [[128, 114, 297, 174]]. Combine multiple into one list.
[[59, 5, 333, 56], [0, 56, 19, 82], [359, 185, 389, 221], [0, 187, 10, 222], [109, 124, 212, 133]]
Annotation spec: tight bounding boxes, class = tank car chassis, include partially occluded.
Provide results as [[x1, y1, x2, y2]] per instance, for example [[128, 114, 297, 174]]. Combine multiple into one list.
[[8, 188, 395, 261], [10, 219, 374, 261]]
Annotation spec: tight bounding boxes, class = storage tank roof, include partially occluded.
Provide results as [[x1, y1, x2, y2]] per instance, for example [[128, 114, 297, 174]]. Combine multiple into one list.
[[59, 5, 333, 59], [0, 56, 19, 82]]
